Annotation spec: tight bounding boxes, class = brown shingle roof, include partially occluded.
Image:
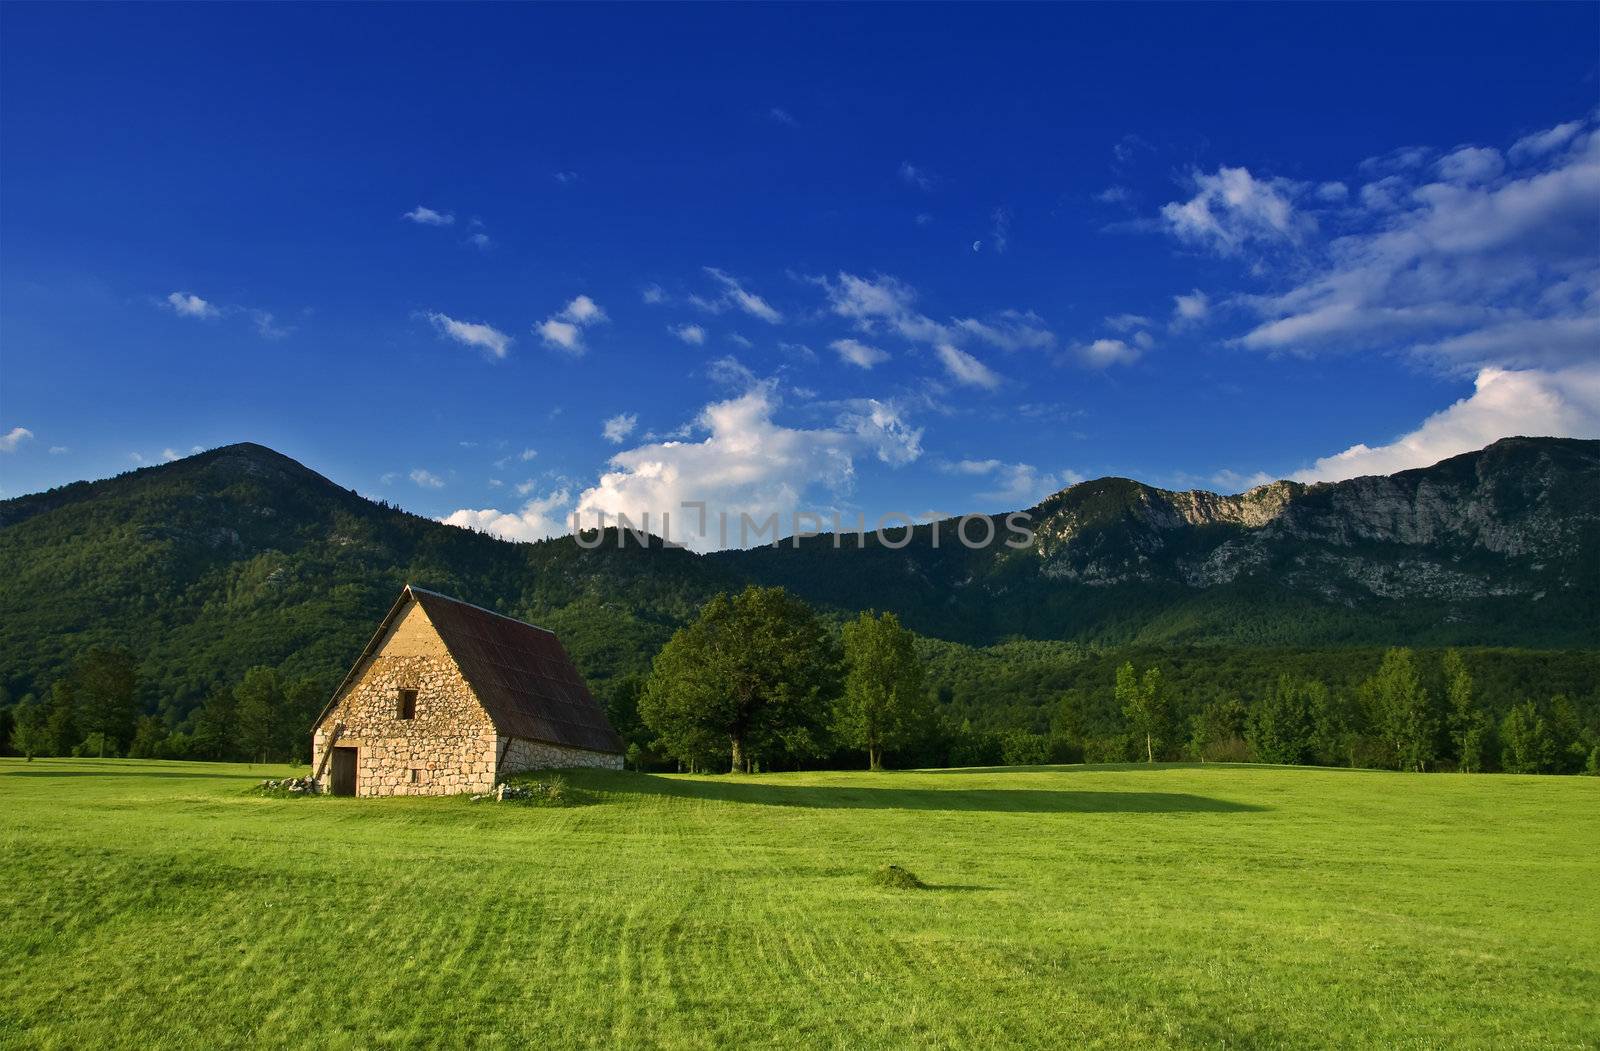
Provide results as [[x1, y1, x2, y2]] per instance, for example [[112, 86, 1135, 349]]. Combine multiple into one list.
[[406, 587, 623, 754]]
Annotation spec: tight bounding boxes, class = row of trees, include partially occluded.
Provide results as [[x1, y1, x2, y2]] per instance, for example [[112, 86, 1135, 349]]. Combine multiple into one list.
[[619, 587, 1598, 775], [1117, 648, 1598, 774], [6, 649, 325, 764]]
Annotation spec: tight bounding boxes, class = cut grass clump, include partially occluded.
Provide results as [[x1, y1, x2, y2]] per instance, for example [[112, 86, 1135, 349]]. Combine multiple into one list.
[[870, 863, 928, 890]]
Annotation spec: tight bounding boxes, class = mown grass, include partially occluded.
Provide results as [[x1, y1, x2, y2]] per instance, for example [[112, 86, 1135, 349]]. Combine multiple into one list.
[[1, 759, 1596, 1049]]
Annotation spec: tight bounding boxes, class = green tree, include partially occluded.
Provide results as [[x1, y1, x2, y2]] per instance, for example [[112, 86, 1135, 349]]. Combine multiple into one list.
[[999, 729, 1049, 766], [1246, 675, 1319, 765], [1116, 663, 1167, 763], [640, 587, 840, 773], [9, 695, 49, 759], [45, 680, 78, 756], [189, 686, 236, 760], [1501, 701, 1555, 774], [73, 646, 138, 758], [1443, 650, 1489, 772], [235, 666, 283, 764], [1361, 648, 1436, 772], [127, 714, 170, 759], [837, 611, 926, 770], [1189, 698, 1247, 762]]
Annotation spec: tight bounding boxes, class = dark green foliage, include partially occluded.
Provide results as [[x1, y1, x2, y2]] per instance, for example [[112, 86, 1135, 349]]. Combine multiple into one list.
[[1246, 676, 1321, 765], [640, 587, 841, 772], [999, 730, 1049, 766], [837, 611, 927, 770], [71, 646, 137, 758], [1444, 650, 1490, 772], [1361, 649, 1437, 772], [1189, 698, 1248, 762]]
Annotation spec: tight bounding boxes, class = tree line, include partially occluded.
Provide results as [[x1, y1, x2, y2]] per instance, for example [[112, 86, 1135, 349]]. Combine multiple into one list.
[[3, 647, 327, 764], [611, 586, 1600, 775]]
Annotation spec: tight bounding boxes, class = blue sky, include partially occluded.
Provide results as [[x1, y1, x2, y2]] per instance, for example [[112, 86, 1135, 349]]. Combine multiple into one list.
[[2, 4, 1596, 549]]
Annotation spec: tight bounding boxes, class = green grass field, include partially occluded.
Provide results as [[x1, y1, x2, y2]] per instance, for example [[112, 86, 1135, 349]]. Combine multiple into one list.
[[2, 759, 1596, 1049]]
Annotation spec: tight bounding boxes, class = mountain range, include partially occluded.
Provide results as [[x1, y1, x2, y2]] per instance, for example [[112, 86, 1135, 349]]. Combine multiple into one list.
[[2, 436, 1595, 715]]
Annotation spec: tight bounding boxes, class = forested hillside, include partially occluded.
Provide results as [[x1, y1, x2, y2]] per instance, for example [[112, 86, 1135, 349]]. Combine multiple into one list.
[[1, 438, 1596, 747]]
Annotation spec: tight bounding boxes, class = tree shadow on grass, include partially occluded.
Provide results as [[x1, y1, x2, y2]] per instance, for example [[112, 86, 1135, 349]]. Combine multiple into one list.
[[583, 772, 1267, 814]]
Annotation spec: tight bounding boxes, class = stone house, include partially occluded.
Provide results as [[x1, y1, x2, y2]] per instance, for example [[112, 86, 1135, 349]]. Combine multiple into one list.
[[311, 585, 624, 796]]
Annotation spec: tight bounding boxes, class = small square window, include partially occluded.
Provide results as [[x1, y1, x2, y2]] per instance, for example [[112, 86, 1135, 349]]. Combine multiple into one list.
[[409, 768, 421, 784], [397, 688, 417, 720]]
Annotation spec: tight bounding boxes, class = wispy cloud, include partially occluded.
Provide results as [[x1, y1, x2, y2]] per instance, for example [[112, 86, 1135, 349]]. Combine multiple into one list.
[[671, 323, 706, 345], [899, 161, 937, 191], [702, 267, 783, 324], [410, 468, 445, 489], [602, 412, 638, 444], [165, 292, 220, 319], [402, 205, 454, 226], [830, 338, 889, 369], [427, 312, 513, 360], [935, 344, 1001, 389], [552, 170, 579, 185], [768, 107, 798, 127]]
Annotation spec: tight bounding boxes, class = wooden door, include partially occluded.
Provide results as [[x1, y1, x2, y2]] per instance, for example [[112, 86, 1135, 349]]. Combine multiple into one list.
[[331, 747, 357, 796]]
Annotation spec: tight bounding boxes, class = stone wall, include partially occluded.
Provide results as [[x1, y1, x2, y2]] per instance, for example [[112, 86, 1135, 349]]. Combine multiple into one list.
[[312, 603, 498, 797], [499, 734, 624, 775]]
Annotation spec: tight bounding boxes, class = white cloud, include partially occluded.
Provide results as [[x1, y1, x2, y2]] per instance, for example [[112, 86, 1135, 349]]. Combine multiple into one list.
[[1315, 181, 1349, 202], [1160, 167, 1311, 255], [769, 107, 797, 127], [380, 472, 398, 485], [641, 283, 667, 305], [467, 232, 492, 250], [538, 295, 607, 354], [49, 445, 68, 455], [671, 323, 706, 345], [410, 468, 445, 489], [830, 338, 889, 369], [703, 267, 782, 324], [1509, 121, 1583, 164], [953, 310, 1055, 351], [899, 162, 936, 191], [1234, 118, 1599, 366], [251, 310, 290, 339], [0, 426, 34, 452], [443, 488, 571, 543], [403, 206, 454, 226], [728, 332, 753, 348], [519, 447, 538, 461], [822, 272, 951, 344], [575, 383, 920, 551], [1436, 146, 1504, 185], [943, 458, 1081, 505], [1077, 338, 1141, 368], [935, 344, 1001, 389], [1292, 366, 1600, 483], [166, 292, 219, 319], [1173, 288, 1210, 324], [602, 412, 638, 444], [989, 207, 1012, 253], [1096, 186, 1133, 205], [553, 171, 579, 185], [1105, 313, 1153, 332], [1210, 468, 1276, 492], [427, 312, 512, 360]]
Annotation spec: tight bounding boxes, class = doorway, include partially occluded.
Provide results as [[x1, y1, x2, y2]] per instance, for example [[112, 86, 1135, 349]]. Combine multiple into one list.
[[330, 747, 357, 796]]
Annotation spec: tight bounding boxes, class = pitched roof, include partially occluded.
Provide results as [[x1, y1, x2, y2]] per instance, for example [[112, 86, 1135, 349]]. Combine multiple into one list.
[[319, 585, 623, 755]]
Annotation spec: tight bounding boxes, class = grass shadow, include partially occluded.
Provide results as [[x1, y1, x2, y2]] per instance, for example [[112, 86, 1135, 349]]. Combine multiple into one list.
[[574, 771, 1267, 814]]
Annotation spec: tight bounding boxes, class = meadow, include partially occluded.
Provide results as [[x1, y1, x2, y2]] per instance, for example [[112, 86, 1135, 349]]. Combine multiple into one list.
[[1, 759, 1596, 1049]]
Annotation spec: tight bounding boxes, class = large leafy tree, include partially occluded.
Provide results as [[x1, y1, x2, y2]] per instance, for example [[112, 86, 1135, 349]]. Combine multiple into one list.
[[837, 610, 926, 770], [73, 646, 137, 758], [234, 666, 283, 764], [1246, 675, 1320, 765], [1361, 648, 1436, 772], [641, 586, 840, 773], [1501, 701, 1555, 774]]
